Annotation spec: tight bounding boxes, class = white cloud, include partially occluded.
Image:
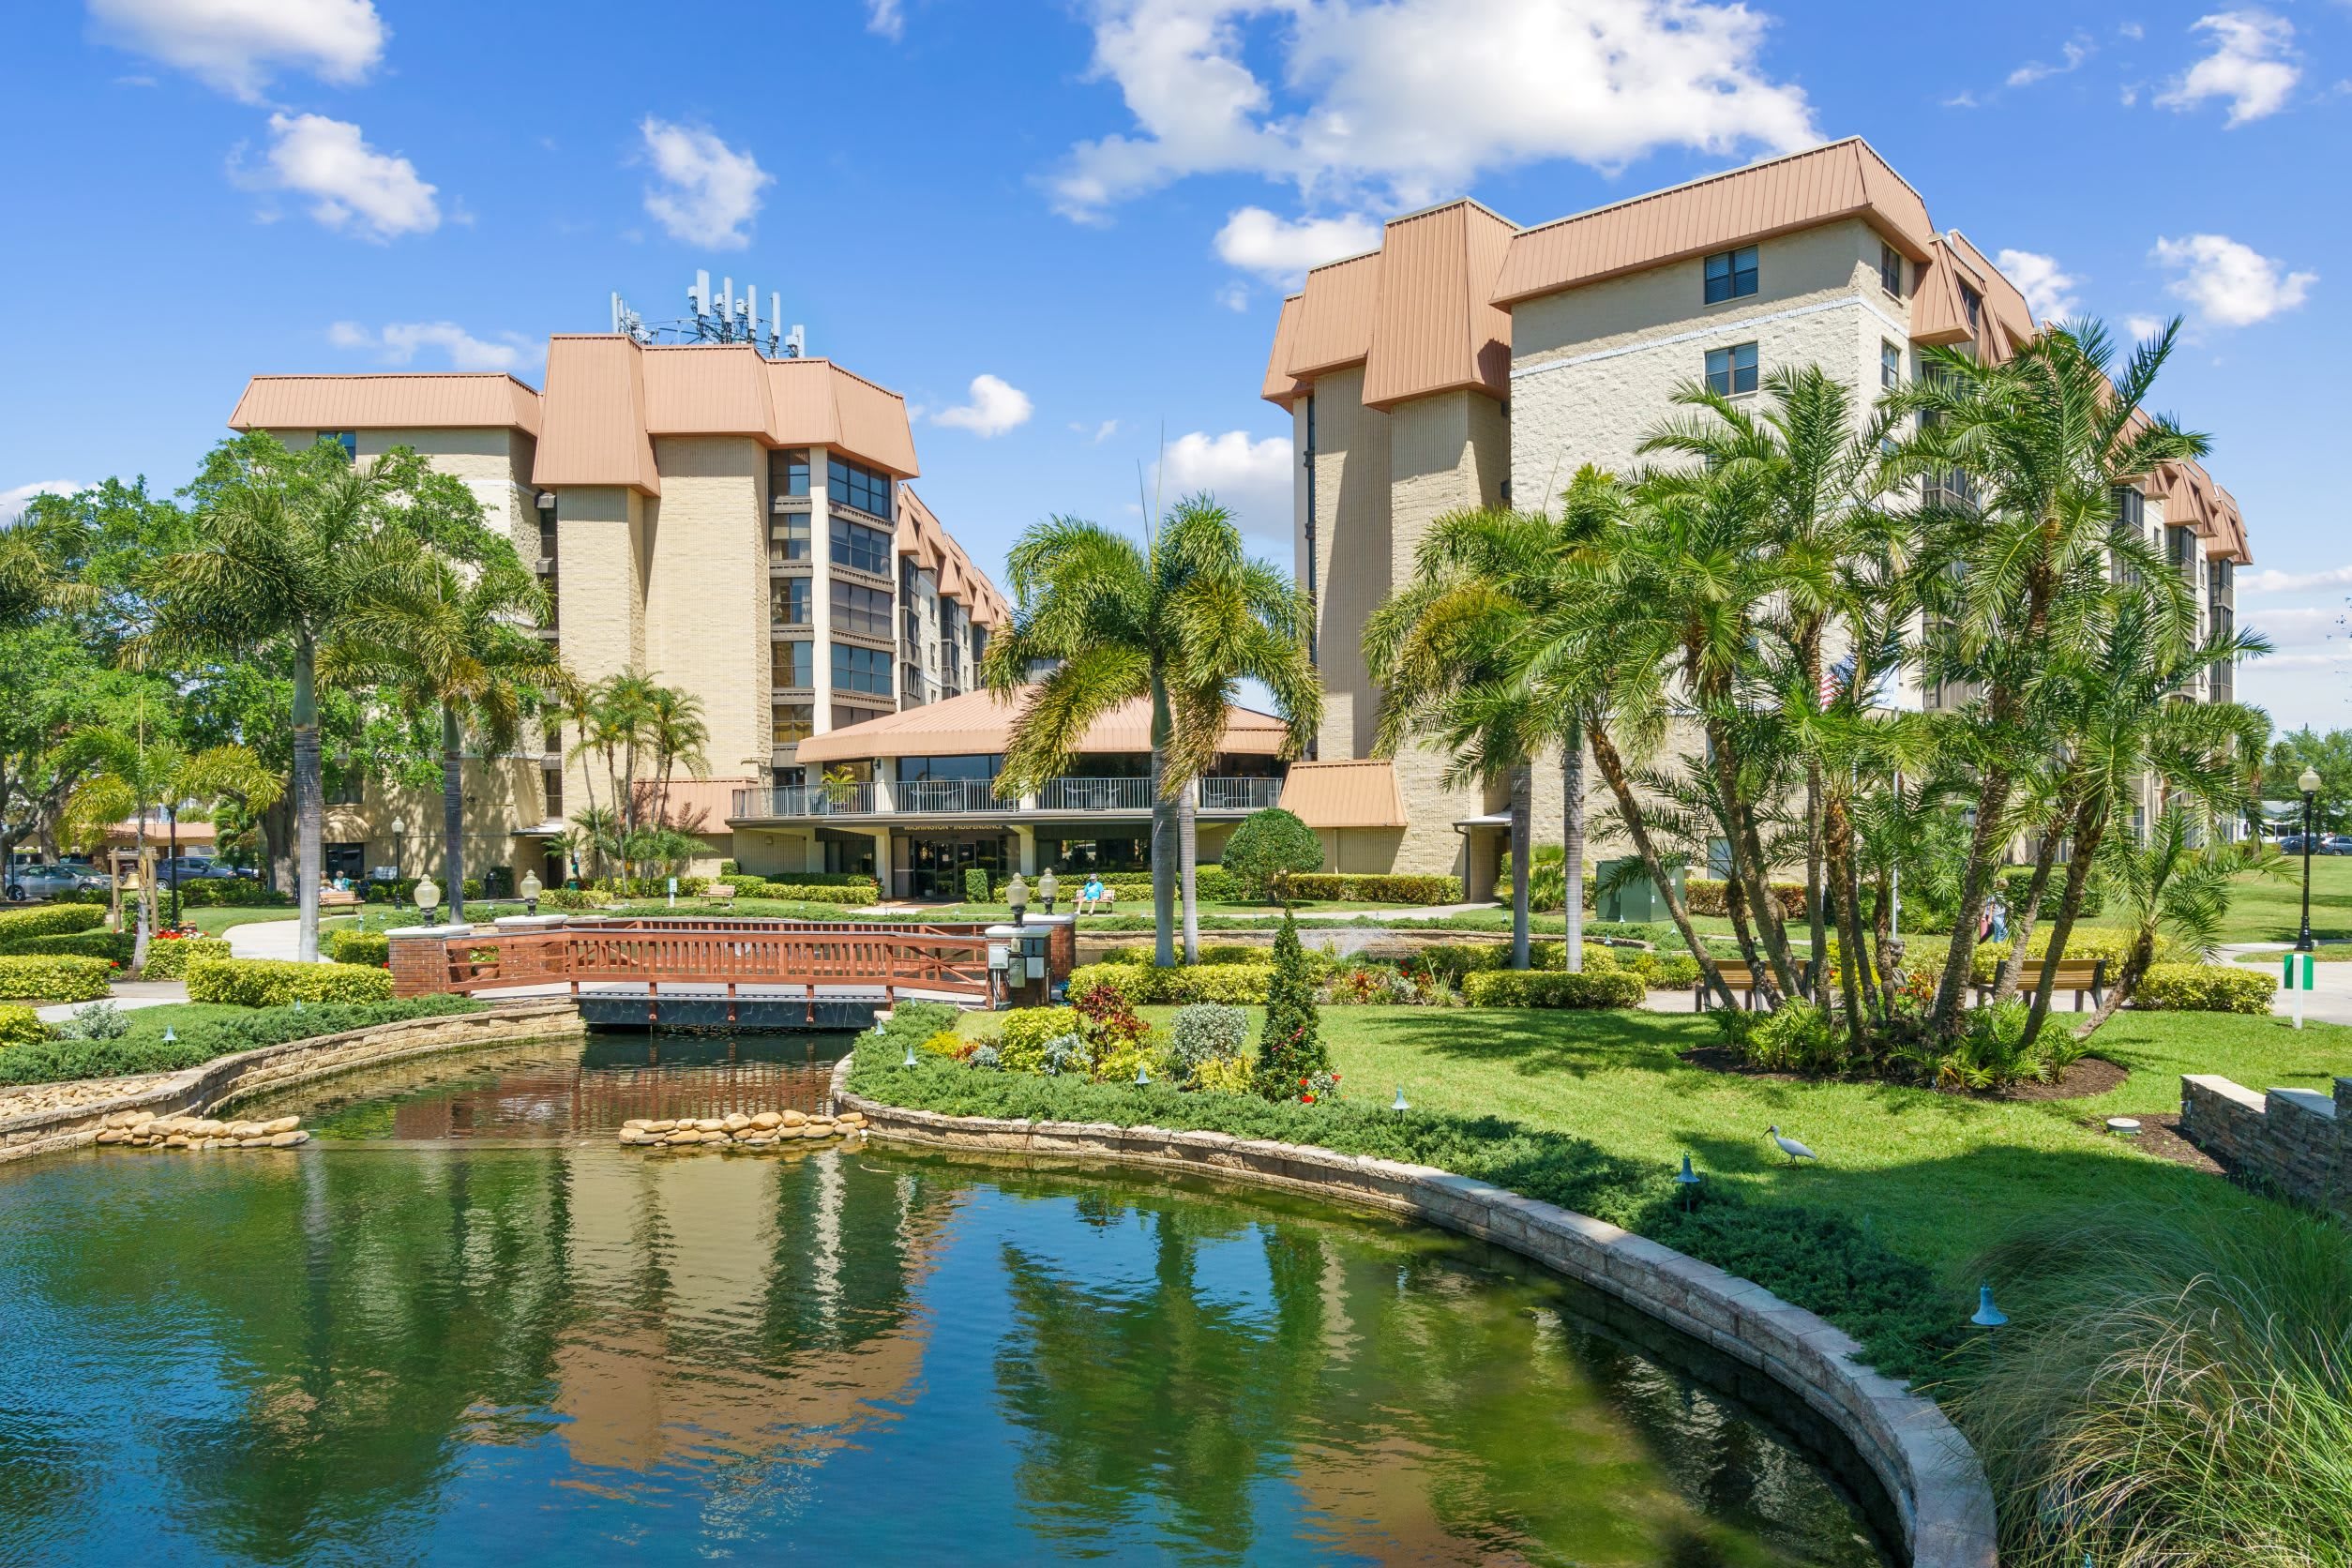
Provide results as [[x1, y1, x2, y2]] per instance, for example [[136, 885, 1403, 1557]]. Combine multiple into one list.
[[0, 481, 82, 528], [2153, 233, 2314, 326], [2156, 10, 2298, 126], [328, 320, 536, 372], [1941, 90, 1981, 110], [254, 112, 439, 239], [2125, 312, 2164, 339], [2240, 604, 2337, 648], [1994, 249, 2083, 320], [88, 0, 384, 102], [2007, 36, 2091, 87], [2118, 22, 2144, 41], [1214, 206, 1380, 283], [638, 117, 770, 249], [931, 374, 1033, 438], [1070, 418, 1122, 443], [1154, 430, 1291, 539], [867, 0, 905, 38], [1215, 280, 1252, 311], [2241, 564, 2352, 595], [1050, 0, 1818, 220]]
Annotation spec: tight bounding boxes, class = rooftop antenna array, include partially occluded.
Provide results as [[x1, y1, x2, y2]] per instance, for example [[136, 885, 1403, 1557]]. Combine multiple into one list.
[[609, 269, 804, 358]]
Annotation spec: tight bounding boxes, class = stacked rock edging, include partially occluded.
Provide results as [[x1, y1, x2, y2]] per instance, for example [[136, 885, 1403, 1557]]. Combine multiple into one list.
[[92, 1110, 310, 1151], [619, 1108, 867, 1149], [0, 1002, 584, 1166], [824, 1054, 1997, 1568]]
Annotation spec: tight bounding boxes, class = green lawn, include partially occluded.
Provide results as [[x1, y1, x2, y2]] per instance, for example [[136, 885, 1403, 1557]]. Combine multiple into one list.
[[176, 905, 307, 937], [955, 1002, 2339, 1279], [2221, 852, 2352, 943]]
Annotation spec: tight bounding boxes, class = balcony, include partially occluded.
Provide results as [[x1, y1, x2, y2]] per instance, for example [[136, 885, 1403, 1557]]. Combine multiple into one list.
[[730, 776, 1286, 822]]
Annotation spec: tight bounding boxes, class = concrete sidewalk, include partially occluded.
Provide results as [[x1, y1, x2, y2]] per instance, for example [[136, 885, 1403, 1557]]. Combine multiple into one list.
[[2224, 942, 2352, 1027], [226, 916, 313, 962]]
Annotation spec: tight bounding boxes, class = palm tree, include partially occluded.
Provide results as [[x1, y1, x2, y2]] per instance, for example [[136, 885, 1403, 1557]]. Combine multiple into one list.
[[981, 496, 1318, 966], [645, 686, 711, 829], [2073, 803, 2280, 1035], [1893, 317, 2209, 1039], [325, 552, 569, 924], [141, 443, 441, 960]]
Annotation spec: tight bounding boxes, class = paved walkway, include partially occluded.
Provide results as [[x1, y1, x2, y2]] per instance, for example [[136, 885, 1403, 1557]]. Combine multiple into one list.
[[38, 979, 187, 1023], [226, 916, 311, 962], [2223, 942, 2352, 1027]]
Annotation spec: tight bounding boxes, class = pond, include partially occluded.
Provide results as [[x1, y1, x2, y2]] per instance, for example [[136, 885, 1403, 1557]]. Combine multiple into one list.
[[0, 1034, 1892, 1565]]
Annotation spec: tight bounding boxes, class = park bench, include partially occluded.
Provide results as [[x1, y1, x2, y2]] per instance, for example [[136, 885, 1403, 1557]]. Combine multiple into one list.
[[1974, 957, 2106, 1011], [1692, 957, 1816, 1011], [321, 887, 358, 908]]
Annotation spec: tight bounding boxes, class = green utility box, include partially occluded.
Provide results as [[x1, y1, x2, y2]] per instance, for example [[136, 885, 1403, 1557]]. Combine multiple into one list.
[[1597, 857, 1684, 923]]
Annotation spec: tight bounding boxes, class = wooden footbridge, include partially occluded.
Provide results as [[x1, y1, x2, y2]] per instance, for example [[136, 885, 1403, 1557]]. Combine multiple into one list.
[[389, 916, 1067, 1028]]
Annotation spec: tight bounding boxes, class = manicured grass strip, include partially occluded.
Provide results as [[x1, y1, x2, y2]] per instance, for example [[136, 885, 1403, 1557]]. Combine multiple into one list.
[[0, 996, 484, 1086]]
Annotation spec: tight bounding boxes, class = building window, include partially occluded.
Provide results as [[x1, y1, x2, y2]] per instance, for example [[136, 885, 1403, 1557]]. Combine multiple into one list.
[[770, 511, 811, 564], [776, 640, 813, 689], [833, 641, 893, 697], [2113, 485, 2145, 536], [827, 454, 892, 519], [1880, 339, 1902, 391], [1960, 283, 1983, 333], [772, 703, 815, 744], [1704, 341, 1759, 396], [772, 577, 811, 627], [774, 448, 810, 498], [319, 430, 357, 460], [1703, 246, 1758, 304], [1878, 243, 1905, 297], [831, 515, 892, 577], [324, 769, 364, 807], [542, 767, 564, 820], [831, 580, 892, 639], [832, 703, 887, 732]]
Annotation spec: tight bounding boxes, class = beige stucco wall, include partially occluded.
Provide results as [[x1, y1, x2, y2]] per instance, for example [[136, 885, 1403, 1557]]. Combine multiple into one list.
[[326, 755, 553, 882], [645, 436, 768, 780], [1301, 367, 1391, 762]]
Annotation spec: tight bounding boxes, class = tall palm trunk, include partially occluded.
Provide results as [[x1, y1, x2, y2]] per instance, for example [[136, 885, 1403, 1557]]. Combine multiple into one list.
[[1806, 768, 1827, 1000], [1822, 792, 1870, 1050], [1704, 721, 1797, 1003], [1561, 734, 1585, 972], [130, 818, 151, 974], [1588, 719, 1735, 1006], [1148, 671, 1177, 968], [1178, 783, 1199, 964], [292, 635, 323, 960], [2073, 929, 2155, 1039], [441, 704, 466, 925], [2023, 800, 2108, 1048], [1507, 764, 1531, 969], [1992, 800, 2071, 1003], [1929, 767, 2014, 1033]]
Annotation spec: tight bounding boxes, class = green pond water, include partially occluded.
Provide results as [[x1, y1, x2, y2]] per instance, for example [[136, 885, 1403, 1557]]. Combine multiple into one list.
[[0, 1033, 1892, 1565]]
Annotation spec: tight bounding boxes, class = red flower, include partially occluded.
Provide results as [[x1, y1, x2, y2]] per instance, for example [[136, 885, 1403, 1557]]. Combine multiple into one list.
[[1299, 1077, 1309, 1087], [1302, 1093, 1316, 1104], [1330, 1073, 1340, 1082]]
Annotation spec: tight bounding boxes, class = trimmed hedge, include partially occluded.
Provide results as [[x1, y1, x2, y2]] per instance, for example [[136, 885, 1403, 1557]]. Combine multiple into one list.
[[1683, 878, 1808, 919], [0, 995, 482, 1087], [0, 1004, 46, 1048], [184, 957, 395, 1007], [1281, 873, 1460, 905], [727, 881, 877, 905], [0, 904, 107, 942], [1099, 867, 1242, 903], [172, 880, 289, 908], [717, 863, 873, 888], [142, 935, 234, 977], [0, 929, 134, 963], [0, 956, 113, 1002], [848, 1004, 1961, 1378], [327, 930, 391, 967], [1068, 961, 1276, 1006], [2135, 963, 2276, 1014], [1462, 969, 1647, 1008]]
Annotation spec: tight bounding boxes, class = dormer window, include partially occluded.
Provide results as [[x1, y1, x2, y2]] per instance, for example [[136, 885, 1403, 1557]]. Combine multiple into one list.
[[1703, 246, 1758, 304]]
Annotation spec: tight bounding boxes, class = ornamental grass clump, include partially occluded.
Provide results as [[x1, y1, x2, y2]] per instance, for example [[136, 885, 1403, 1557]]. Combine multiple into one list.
[[1956, 1206, 2352, 1567]]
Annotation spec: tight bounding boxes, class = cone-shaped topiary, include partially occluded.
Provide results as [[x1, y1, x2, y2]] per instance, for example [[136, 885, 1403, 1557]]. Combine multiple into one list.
[[1254, 909, 1327, 1098]]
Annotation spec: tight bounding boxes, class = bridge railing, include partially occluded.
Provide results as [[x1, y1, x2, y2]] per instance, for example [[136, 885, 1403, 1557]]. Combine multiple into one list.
[[420, 925, 995, 1003]]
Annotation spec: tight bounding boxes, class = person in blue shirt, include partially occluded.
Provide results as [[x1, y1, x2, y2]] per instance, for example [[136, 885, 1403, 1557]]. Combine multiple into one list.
[[1078, 874, 1107, 915]]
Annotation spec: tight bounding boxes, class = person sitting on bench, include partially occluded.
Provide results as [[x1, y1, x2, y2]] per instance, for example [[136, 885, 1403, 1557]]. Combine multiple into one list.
[[1078, 874, 1107, 915]]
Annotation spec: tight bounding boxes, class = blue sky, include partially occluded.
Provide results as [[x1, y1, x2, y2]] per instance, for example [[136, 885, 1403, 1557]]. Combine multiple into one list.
[[2, 0, 2345, 730]]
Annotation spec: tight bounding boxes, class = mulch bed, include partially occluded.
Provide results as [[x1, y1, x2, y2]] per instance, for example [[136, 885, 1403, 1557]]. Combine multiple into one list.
[[2108, 1113, 2225, 1174], [1676, 1046, 2129, 1102]]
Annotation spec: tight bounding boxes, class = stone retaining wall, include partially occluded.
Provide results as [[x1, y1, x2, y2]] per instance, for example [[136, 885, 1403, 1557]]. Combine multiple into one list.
[[2181, 1072, 2352, 1214], [0, 1003, 584, 1165], [827, 1055, 1996, 1568]]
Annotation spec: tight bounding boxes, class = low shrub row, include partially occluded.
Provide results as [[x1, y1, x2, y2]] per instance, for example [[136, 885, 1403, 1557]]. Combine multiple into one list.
[[1462, 969, 1649, 1008], [1068, 961, 1277, 1006], [327, 929, 391, 967], [716, 878, 877, 904], [1682, 878, 1809, 919], [184, 957, 395, 1007], [0, 929, 133, 964], [2135, 962, 2276, 1013], [364, 877, 484, 904], [0, 995, 482, 1087], [716, 863, 873, 888], [138, 935, 232, 978], [0, 956, 114, 1002], [0, 904, 108, 941], [170, 880, 290, 908], [0, 1004, 46, 1048], [849, 1004, 1958, 1376]]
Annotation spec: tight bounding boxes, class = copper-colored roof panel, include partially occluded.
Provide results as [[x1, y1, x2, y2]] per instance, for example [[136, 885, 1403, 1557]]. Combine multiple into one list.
[[792, 686, 1284, 764], [1287, 251, 1382, 376], [228, 372, 543, 437], [1261, 294, 1309, 405], [641, 344, 774, 435], [533, 337, 658, 493], [1361, 201, 1515, 408], [1908, 238, 1975, 346], [824, 363, 920, 478], [1276, 758, 1408, 829], [1491, 138, 1937, 308]]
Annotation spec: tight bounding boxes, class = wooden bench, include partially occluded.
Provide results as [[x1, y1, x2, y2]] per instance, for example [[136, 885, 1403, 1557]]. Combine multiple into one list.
[[321, 887, 359, 908], [1695, 959, 1771, 1011], [1975, 957, 2105, 1011]]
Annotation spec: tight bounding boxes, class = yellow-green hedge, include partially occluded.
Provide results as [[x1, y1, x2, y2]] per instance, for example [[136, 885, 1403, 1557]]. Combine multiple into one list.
[[1066, 962, 1275, 1006], [185, 957, 395, 1007], [2135, 963, 2276, 1014], [0, 955, 114, 1002], [327, 930, 391, 967], [140, 935, 233, 979], [0, 1003, 49, 1048], [0, 904, 108, 942], [1463, 969, 1647, 1008]]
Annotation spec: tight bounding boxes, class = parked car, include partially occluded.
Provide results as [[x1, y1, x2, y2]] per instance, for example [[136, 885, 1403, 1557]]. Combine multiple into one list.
[[156, 856, 250, 885], [2324, 835, 2352, 856], [4, 863, 108, 902], [2278, 833, 2314, 853]]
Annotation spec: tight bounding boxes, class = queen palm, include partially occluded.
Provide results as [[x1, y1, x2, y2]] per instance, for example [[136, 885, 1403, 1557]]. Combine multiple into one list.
[[141, 441, 443, 961], [326, 551, 570, 924], [645, 685, 711, 830], [982, 496, 1318, 965], [1894, 317, 2209, 1039]]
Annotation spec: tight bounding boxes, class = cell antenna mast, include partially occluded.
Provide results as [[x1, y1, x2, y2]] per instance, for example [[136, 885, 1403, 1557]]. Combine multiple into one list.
[[609, 270, 804, 358]]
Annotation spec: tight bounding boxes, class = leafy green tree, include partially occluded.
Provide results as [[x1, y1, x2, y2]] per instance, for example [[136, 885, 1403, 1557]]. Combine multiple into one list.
[[1220, 807, 1322, 903], [982, 497, 1317, 965], [1253, 910, 1326, 1097], [2075, 803, 2281, 1035], [2265, 728, 2352, 833]]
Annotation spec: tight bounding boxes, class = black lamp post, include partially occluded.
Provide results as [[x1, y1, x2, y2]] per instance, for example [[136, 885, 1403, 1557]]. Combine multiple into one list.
[[2297, 765, 2322, 953]]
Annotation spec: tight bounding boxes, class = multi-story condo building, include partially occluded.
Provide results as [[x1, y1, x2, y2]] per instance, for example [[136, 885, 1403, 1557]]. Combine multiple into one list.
[[227, 334, 1008, 889], [1260, 136, 2253, 894]]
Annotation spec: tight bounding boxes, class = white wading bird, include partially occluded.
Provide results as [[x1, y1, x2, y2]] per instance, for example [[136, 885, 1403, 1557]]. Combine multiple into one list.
[[1767, 1125, 1817, 1165]]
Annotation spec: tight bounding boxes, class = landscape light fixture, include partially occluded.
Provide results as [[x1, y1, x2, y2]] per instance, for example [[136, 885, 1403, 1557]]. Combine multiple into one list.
[[1007, 873, 1029, 927], [1134, 1063, 1150, 1087], [414, 876, 442, 922], [1971, 1281, 2008, 1329], [1393, 1085, 1410, 1112], [1676, 1153, 1702, 1210], [903, 1041, 918, 1069], [520, 869, 542, 915], [2298, 765, 2322, 953], [1038, 867, 1058, 914]]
